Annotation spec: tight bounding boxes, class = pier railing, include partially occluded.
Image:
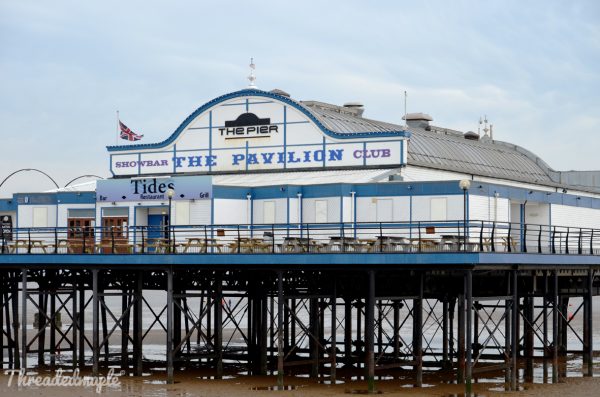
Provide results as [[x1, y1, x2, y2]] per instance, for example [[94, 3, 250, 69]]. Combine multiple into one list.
[[1, 220, 599, 255]]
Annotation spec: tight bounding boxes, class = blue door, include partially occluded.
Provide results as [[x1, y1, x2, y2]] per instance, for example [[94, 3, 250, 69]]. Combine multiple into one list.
[[147, 214, 168, 252]]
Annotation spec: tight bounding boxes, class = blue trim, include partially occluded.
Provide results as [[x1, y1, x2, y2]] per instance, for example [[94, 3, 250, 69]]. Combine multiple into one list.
[[106, 89, 411, 152], [172, 145, 177, 173], [137, 153, 141, 175], [400, 140, 404, 165], [209, 111, 213, 172], [283, 106, 287, 170], [245, 98, 249, 112], [322, 137, 327, 167], [362, 142, 367, 166], [339, 196, 343, 223], [3, 252, 599, 266]]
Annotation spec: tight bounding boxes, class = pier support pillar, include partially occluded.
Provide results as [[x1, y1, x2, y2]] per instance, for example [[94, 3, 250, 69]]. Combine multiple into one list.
[[511, 269, 518, 391], [524, 293, 534, 382], [465, 270, 473, 395], [92, 269, 99, 376], [457, 291, 465, 384], [21, 269, 27, 370], [552, 271, 559, 383], [365, 270, 375, 394], [330, 278, 337, 384], [134, 271, 143, 376], [167, 268, 174, 384], [277, 271, 284, 388], [413, 273, 423, 387], [214, 272, 223, 378], [583, 269, 593, 377]]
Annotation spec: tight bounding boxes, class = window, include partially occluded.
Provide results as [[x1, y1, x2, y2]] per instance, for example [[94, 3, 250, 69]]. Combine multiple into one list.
[[430, 197, 447, 221], [32, 207, 48, 227], [315, 200, 328, 223], [376, 199, 393, 222], [263, 201, 275, 224]]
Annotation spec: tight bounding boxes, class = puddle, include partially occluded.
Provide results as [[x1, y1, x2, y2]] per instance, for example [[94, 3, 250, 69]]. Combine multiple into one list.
[[251, 385, 299, 390], [344, 390, 383, 394]]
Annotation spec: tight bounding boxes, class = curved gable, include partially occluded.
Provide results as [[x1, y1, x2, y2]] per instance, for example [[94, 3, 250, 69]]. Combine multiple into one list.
[[107, 89, 409, 176]]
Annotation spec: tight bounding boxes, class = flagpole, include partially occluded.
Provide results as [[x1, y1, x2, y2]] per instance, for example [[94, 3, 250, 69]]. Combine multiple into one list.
[[116, 110, 119, 145]]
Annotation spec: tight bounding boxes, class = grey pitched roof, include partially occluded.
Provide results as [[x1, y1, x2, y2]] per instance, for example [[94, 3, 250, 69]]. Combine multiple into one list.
[[300, 100, 555, 185]]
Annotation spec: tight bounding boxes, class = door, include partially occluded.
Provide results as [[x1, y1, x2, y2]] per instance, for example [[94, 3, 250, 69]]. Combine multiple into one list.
[[101, 216, 129, 253], [67, 217, 95, 253], [147, 214, 169, 252]]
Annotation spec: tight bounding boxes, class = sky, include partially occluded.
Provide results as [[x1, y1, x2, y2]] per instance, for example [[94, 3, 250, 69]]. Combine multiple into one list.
[[0, 0, 599, 196]]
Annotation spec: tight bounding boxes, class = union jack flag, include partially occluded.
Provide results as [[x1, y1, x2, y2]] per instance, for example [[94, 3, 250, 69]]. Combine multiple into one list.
[[119, 121, 144, 141]]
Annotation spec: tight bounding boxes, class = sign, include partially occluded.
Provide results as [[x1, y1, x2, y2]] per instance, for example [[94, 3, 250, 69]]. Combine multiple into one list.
[[1, 215, 12, 242], [109, 93, 408, 176], [97, 176, 212, 203]]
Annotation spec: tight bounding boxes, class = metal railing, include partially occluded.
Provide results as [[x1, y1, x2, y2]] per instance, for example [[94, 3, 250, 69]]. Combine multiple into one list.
[[1, 220, 599, 255]]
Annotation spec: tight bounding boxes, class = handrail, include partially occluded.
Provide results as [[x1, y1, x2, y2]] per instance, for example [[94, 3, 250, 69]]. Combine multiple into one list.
[[1, 220, 598, 256]]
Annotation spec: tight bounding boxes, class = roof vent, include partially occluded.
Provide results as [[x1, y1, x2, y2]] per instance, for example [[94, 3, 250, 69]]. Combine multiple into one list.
[[402, 112, 433, 129], [464, 131, 480, 141], [270, 88, 290, 97], [343, 102, 364, 117]]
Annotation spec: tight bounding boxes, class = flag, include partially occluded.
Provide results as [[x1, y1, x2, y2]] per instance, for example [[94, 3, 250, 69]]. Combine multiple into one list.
[[119, 121, 144, 141]]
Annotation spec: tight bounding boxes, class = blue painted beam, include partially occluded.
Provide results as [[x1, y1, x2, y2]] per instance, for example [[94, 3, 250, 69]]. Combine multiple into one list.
[[1, 252, 599, 266]]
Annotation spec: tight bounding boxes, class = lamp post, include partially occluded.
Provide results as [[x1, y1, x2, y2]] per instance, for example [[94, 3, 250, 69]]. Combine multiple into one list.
[[167, 188, 174, 252], [459, 180, 471, 252]]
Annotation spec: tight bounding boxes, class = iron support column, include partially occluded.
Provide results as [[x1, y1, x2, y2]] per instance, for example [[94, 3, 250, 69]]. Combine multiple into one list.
[[277, 271, 284, 388], [413, 273, 423, 387], [511, 269, 518, 391], [21, 269, 27, 370], [466, 270, 473, 395], [366, 270, 376, 393], [134, 271, 143, 376], [552, 271, 558, 383], [167, 268, 174, 384], [92, 269, 99, 376], [583, 269, 593, 376]]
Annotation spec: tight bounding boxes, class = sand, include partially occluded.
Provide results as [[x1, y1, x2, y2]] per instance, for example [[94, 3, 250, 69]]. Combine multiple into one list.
[[1, 371, 599, 397]]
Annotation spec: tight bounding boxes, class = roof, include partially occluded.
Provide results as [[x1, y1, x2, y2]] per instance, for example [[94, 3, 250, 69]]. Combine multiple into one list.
[[214, 169, 396, 187], [302, 101, 555, 185]]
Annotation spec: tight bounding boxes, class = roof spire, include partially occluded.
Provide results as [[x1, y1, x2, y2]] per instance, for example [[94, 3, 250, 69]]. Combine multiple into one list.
[[247, 57, 257, 89]]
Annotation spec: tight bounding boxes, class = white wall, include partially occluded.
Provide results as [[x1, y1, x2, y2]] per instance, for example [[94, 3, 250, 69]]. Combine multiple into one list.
[[213, 199, 247, 224], [17, 205, 57, 228], [253, 198, 287, 224], [302, 197, 340, 223], [551, 204, 600, 229], [356, 196, 411, 222], [469, 195, 510, 223]]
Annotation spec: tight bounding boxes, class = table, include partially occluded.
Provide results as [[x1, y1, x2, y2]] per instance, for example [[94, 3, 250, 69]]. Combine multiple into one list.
[[325, 237, 364, 252], [282, 237, 322, 253], [183, 237, 224, 253], [369, 236, 411, 252], [229, 238, 271, 253], [9, 239, 48, 253], [411, 237, 440, 251]]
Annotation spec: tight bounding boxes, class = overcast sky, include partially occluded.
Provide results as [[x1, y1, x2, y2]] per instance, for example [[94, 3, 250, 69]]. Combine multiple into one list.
[[1, 0, 598, 196]]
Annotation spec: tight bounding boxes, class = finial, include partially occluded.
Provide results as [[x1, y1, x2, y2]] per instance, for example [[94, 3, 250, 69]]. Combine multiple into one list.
[[247, 57, 257, 89]]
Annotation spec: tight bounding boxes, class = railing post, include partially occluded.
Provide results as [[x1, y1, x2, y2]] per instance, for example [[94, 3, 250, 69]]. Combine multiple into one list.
[[141, 227, 145, 253], [83, 229, 87, 254], [272, 224, 275, 254], [379, 222, 384, 252], [306, 224, 310, 252], [565, 227, 570, 255], [237, 225, 241, 254], [418, 221, 422, 252], [111, 227, 115, 254], [523, 223, 527, 253], [538, 225, 543, 254], [491, 222, 496, 252], [578, 228, 583, 255], [479, 221, 484, 252], [171, 226, 176, 253], [54, 228, 58, 254], [551, 227, 556, 254], [590, 229, 594, 255], [341, 222, 345, 253], [28, 229, 32, 253], [507, 223, 512, 253]]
